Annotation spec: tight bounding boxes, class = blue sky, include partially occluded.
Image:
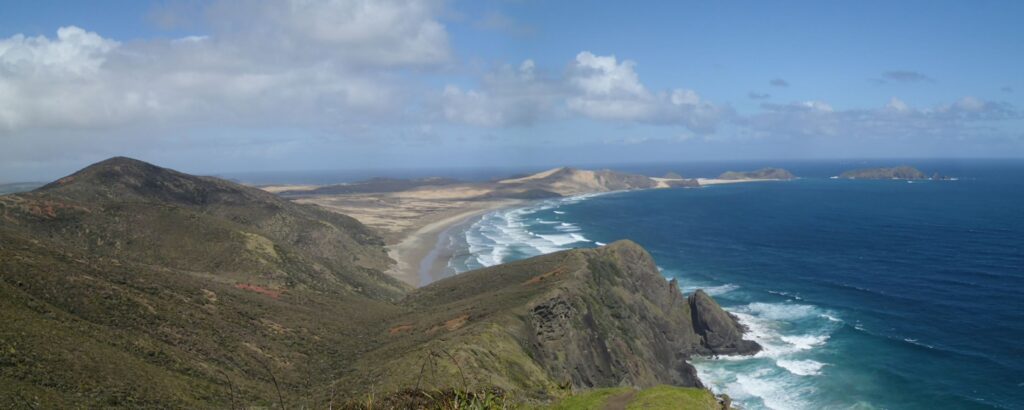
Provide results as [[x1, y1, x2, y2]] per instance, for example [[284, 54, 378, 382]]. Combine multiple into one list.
[[1, 0, 1022, 181]]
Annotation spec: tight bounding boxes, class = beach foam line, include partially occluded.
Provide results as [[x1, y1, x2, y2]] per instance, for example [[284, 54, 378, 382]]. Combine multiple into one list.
[[455, 194, 604, 270]]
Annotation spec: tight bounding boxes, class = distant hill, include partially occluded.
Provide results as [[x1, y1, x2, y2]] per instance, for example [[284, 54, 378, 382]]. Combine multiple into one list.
[[0, 182, 44, 195], [839, 166, 927, 180], [279, 176, 462, 196], [0, 157, 756, 407], [717, 167, 795, 180], [496, 167, 670, 196]]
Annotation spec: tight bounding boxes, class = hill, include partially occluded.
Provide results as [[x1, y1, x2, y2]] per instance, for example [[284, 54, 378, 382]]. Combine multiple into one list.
[[0, 157, 407, 407], [495, 167, 677, 196], [0, 157, 756, 407], [0, 182, 44, 195]]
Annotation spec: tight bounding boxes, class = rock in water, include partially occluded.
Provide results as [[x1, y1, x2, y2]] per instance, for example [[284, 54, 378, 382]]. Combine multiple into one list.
[[689, 290, 761, 355]]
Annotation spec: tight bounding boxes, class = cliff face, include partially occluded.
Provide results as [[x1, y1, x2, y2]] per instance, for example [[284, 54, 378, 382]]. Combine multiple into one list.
[[348, 240, 759, 400]]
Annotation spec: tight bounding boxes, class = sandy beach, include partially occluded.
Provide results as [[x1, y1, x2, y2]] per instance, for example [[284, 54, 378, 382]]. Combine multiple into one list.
[[382, 199, 520, 286], [697, 178, 780, 185], [288, 189, 520, 286]]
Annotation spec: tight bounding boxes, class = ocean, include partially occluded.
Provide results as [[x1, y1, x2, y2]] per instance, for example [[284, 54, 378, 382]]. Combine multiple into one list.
[[442, 160, 1024, 409]]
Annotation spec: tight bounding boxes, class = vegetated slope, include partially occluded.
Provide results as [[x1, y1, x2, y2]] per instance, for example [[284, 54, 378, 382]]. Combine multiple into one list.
[[0, 158, 756, 408], [341, 240, 758, 403], [0, 157, 407, 407]]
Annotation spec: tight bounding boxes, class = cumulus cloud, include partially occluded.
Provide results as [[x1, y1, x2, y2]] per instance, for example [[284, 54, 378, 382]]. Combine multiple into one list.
[[440, 52, 729, 133], [748, 92, 771, 100], [441, 60, 557, 126], [770, 78, 789, 87], [0, 0, 451, 136]]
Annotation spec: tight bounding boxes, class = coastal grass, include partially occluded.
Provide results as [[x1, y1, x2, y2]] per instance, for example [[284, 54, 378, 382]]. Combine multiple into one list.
[[546, 387, 632, 409], [546, 386, 721, 410], [628, 385, 721, 409]]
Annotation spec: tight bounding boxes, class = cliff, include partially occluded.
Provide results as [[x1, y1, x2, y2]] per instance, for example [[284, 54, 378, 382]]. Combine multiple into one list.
[[342, 240, 759, 401]]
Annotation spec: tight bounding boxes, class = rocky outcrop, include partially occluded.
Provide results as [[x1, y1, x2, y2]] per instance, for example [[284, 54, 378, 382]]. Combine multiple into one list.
[[689, 290, 760, 355]]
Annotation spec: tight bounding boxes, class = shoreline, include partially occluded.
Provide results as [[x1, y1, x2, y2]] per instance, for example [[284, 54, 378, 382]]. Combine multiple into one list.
[[386, 179, 787, 287], [385, 200, 522, 287]]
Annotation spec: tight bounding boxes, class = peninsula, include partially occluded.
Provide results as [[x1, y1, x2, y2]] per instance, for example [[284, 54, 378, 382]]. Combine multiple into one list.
[[0, 157, 759, 408]]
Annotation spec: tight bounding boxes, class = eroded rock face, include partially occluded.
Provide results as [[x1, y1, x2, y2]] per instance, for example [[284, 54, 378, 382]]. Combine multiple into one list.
[[348, 240, 760, 399], [524, 241, 758, 391]]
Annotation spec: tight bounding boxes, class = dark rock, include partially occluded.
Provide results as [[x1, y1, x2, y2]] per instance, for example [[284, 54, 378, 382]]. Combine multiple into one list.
[[689, 290, 761, 356]]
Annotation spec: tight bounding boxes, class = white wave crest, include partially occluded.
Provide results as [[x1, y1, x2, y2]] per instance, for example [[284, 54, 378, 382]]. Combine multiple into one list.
[[776, 359, 827, 376]]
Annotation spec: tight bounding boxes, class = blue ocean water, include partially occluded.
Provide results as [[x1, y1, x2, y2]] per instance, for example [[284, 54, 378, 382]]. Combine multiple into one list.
[[446, 161, 1024, 409]]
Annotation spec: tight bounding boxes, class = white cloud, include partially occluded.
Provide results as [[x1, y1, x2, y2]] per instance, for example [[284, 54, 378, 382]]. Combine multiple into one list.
[[206, 0, 450, 67], [440, 59, 561, 127], [441, 51, 728, 133], [886, 97, 909, 112], [0, 26, 118, 76], [566, 52, 727, 131], [0, 0, 452, 137]]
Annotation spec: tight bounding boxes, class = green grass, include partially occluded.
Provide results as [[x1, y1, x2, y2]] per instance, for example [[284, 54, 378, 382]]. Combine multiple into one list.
[[546, 387, 633, 409], [627, 385, 720, 409], [546, 386, 721, 410]]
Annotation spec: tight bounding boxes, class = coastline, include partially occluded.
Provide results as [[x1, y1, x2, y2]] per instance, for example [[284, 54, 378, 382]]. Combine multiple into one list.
[[385, 199, 522, 287], [386, 178, 788, 287]]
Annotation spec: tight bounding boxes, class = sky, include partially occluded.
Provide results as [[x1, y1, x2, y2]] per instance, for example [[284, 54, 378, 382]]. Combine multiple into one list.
[[1, 0, 1022, 182]]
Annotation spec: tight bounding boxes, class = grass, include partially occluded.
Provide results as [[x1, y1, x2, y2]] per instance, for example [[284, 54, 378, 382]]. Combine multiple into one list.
[[546, 387, 633, 409], [627, 385, 721, 409], [547, 386, 722, 410]]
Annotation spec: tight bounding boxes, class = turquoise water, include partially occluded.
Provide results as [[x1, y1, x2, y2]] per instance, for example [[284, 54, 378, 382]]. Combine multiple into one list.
[[445, 162, 1024, 409]]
